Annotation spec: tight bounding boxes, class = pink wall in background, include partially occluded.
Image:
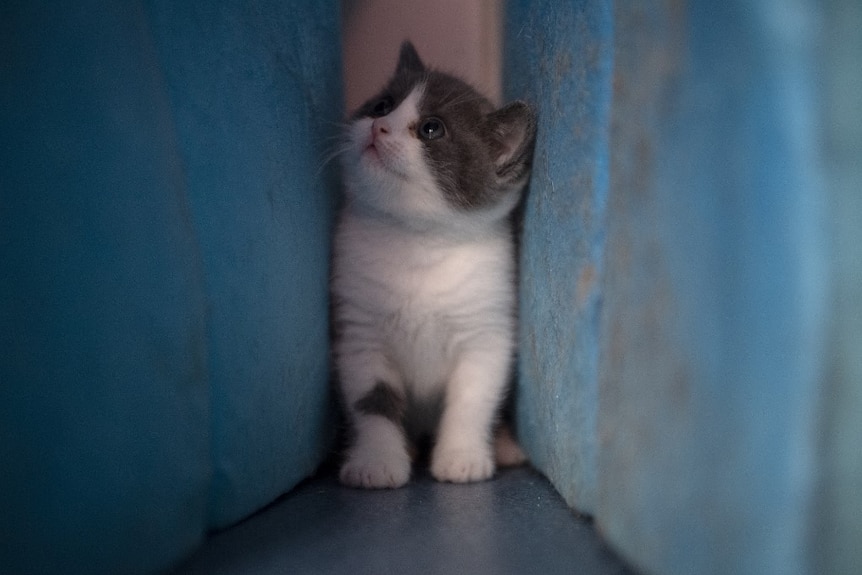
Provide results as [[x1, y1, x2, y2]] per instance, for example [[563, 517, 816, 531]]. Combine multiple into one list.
[[342, 0, 502, 113]]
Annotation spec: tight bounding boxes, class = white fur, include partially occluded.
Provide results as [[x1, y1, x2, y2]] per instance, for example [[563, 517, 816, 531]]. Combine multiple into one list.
[[334, 87, 517, 488]]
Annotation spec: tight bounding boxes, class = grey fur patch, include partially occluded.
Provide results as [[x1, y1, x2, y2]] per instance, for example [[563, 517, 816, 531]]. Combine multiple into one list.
[[418, 77, 536, 210], [351, 41, 537, 212], [355, 381, 405, 423], [351, 42, 426, 121]]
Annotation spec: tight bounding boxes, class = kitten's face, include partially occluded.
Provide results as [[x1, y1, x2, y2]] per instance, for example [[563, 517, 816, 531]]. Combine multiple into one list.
[[342, 42, 536, 226]]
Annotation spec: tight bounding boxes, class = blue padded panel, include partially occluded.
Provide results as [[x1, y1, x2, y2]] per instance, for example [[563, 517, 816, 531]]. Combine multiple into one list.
[[597, 3, 829, 574], [504, 0, 614, 514], [814, 2, 862, 573], [1, 4, 210, 574], [144, 1, 341, 529], [2, 1, 342, 571]]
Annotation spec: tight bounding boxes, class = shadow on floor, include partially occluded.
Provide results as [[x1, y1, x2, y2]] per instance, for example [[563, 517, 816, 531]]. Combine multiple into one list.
[[175, 466, 638, 575]]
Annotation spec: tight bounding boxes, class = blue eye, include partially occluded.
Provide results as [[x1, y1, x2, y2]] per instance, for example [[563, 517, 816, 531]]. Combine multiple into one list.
[[419, 117, 445, 140], [371, 97, 393, 117]]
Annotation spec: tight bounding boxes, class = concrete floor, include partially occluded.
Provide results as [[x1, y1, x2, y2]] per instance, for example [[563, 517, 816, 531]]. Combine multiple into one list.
[[174, 466, 637, 575]]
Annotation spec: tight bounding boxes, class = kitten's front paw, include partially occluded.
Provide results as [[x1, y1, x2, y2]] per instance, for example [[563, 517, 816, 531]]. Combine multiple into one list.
[[340, 448, 411, 489], [430, 447, 495, 484]]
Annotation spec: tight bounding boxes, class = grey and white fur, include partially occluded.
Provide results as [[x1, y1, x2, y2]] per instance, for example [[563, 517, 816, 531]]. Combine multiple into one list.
[[332, 41, 535, 488]]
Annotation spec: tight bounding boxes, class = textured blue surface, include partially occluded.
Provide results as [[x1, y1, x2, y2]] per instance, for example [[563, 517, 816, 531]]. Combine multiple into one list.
[[1, 1, 340, 572], [505, 0, 614, 515], [0, 4, 211, 573], [144, 0, 341, 530], [813, 2, 862, 573], [597, 3, 828, 574], [507, 1, 861, 574]]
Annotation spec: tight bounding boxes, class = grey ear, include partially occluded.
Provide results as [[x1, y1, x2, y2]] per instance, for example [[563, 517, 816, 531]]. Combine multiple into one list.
[[396, 41, 425, 76], [486, 101, 537, 184]]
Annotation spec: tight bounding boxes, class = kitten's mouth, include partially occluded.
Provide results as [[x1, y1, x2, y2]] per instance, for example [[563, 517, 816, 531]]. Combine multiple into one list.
[[363, 141, 384, 166], [362, 139, 406, 179]]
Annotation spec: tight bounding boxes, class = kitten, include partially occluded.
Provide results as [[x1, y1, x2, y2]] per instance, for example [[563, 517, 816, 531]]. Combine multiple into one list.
[[332, 41, 535, 488]]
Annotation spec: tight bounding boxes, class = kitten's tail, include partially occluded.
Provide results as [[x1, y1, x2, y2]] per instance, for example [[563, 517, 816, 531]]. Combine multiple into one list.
[[494, 423, 528, 467]]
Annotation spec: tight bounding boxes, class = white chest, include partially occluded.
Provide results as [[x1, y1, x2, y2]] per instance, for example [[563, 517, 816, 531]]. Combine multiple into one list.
[[333, 212, 515, 392]]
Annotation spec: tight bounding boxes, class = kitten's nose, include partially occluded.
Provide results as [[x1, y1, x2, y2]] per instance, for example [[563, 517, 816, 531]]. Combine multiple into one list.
[[372, 118, 390, 137]]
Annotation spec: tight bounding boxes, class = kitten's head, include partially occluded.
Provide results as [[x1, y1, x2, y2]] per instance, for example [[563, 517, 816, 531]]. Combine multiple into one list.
[[341, 41, 536, 227]]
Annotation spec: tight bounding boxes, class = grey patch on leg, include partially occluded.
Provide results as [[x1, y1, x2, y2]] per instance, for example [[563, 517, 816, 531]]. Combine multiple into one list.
[[355, 381, 405, 424]]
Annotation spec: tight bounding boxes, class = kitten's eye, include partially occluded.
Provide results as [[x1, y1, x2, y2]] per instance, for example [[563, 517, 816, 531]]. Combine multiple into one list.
[[419, 117, 445, 140], [371, 97, 393, 117]]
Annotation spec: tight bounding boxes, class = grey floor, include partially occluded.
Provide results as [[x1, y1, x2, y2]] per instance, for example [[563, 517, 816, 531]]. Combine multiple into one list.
[[174, 466, 637, 575]]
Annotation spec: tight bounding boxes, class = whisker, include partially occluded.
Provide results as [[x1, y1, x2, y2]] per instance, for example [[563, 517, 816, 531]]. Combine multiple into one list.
[[317, 139, 351, 177], [322, 118, 352, 131]]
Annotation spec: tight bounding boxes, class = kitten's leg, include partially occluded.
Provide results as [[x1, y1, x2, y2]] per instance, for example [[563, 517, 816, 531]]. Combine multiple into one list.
[[338, 351, 411, 489], [431, 344, 511, 483]]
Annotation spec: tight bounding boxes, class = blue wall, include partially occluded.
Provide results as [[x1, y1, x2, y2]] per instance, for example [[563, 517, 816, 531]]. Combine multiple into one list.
[[813, 2, 862, 573], [0, 2, 340, 573], [507, 1, 861, 574], [145, 0, 340, 531], [505, 0, 614, 514], [598, 3, 825, 573]]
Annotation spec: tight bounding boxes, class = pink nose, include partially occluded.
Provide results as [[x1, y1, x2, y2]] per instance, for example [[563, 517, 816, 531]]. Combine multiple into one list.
[[372, 118, 390, 137]]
